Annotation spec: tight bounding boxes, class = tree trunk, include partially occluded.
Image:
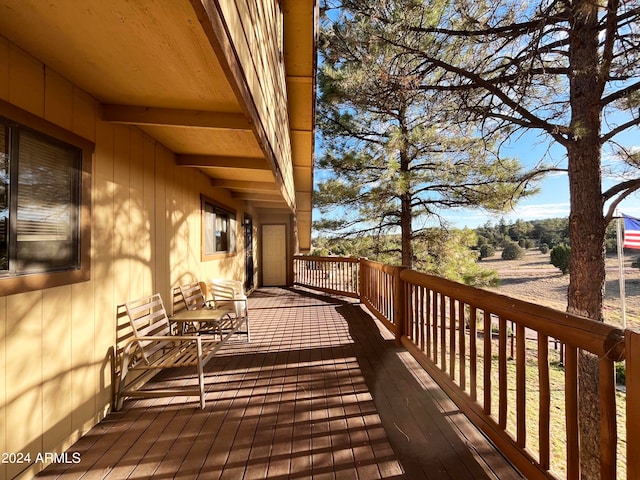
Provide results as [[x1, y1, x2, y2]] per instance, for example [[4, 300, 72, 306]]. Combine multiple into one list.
[[567, 1, 605, 477], [399, 108, 413, 268], [401, 190, 412, 267]]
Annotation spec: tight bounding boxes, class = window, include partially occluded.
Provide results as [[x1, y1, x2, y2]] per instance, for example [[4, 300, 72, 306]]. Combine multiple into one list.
[[0, 117, 82, 275], [0, 100, 91, 295], [202, 197, 237, 257]]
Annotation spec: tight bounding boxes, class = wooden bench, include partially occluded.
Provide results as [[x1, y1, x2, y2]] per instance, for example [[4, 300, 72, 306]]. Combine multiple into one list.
[[116, 293, 227, 410]]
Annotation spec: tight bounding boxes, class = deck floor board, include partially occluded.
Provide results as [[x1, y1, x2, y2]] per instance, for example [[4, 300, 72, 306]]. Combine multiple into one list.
[[36, 287, 522, 480]]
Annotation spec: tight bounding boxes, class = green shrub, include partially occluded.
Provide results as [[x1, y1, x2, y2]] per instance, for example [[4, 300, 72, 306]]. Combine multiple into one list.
[[550, 243, 571, 274], [540, 243, 549, 254], [632, 256, 640, 269], [500, 237, 513, 248], [517, 238, 535, 249], [501, 242, 525, 260], [616, 362, 626, 386], [462, 268, 500, 288], [479, 244, 496, 260]]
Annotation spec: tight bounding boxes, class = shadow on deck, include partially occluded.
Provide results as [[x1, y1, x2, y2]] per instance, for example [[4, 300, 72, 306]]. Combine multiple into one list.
[[37, 287, 522, 479]]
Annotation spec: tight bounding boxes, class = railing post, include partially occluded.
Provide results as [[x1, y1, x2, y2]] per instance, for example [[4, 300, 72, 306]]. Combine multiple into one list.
[[394, 266, 407, 346], [358, 258, 366, 304], [292, 256, 297, 286], [627, 329, 640, 480]]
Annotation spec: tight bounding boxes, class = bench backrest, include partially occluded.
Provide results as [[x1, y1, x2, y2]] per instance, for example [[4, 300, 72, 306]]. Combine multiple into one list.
[[124, 293, 172, 364], [178, 282, 207, 311]]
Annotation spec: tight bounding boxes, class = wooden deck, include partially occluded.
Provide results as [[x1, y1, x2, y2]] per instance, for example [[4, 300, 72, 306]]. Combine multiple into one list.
[[37, 287, 522, 480]]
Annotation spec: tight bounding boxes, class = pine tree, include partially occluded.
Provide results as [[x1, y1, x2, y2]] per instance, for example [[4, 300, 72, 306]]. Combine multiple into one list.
[[316, 2, 540, 268], [328, 1, 640, 475]]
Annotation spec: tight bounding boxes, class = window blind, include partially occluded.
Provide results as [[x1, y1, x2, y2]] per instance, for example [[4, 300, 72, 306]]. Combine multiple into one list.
[[15, 130, 80, 271]]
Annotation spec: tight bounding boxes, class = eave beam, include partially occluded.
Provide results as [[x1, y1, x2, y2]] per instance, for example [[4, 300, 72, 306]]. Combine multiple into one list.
[[102, 104, 253, 130], [211, 179, 278, 192], [232, 192, 285, 203], [177, 155, 269, 170]]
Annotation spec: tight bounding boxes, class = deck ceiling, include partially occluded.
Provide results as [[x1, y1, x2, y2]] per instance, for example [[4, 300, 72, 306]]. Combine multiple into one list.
[[0, 0, 316, 247]]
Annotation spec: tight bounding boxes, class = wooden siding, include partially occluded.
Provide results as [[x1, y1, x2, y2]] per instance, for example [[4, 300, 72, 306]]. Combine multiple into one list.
[[0, 38, 257, 480], [211, 0, 296, 209]]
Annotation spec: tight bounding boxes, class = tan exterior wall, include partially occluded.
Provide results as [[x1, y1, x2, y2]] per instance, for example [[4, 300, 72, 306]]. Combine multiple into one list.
[[0, 39, 257, 479]]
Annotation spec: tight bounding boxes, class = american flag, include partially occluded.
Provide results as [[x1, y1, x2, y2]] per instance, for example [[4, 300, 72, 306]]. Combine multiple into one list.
[[623, 214, 640, 249]]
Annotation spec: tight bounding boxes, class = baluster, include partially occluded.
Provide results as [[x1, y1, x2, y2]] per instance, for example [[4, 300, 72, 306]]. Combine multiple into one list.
[[417, 285, 423, 350], [516, 323, 526, 448], [565, 346, 579, 480], [458, 300, 466, 390], [440, 293, 447, 372], [599, 357, 616, 480], [450, 297, 456, 381], [425, 288, 431, 357], [469, 306, 477, 402], [432, 291, 438, 364], [498, 316, 507, 430], [483, 310, 492, 416], [538, 333, 551, 471]]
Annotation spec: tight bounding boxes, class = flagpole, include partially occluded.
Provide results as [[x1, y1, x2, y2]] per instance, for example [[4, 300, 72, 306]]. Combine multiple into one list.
[[616, 212, 627, 329]]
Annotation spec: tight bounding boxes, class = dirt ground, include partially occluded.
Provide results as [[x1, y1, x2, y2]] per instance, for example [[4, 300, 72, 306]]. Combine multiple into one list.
[[482, 250, 640, 328]]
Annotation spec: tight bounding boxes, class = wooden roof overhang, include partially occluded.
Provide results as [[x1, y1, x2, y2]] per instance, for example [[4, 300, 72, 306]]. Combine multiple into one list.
[[0, 0, 316, 251]]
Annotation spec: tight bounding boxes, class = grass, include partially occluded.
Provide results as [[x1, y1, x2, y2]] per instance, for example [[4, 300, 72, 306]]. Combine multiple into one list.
[[481, 353, 627, 479]]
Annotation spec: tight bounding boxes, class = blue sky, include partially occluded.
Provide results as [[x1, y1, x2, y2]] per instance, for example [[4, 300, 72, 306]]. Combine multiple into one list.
[[444, 126, 640, 229], [414, 131, 640, 229]]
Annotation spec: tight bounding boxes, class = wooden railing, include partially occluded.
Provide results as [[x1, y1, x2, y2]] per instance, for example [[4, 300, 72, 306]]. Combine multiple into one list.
[[293, 255, 360, 298], [292, 255, 638, 480], [359, 259, 405, 338], [400, 269, 624, 480]]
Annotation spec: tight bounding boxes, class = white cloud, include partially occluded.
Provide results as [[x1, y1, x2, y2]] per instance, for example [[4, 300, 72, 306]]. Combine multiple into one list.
[[509, 202, 571, 219], [447, 202, 571, 228]]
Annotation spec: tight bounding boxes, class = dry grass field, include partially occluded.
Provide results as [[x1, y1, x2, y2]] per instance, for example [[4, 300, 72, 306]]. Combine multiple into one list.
[[482, 249, 640, 328]]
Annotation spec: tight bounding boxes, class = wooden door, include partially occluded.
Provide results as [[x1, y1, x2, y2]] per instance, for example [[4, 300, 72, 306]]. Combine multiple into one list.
[[262, 224, 286, 286]]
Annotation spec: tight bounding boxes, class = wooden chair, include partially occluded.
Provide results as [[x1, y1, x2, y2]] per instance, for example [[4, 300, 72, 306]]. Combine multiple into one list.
[[116, 293, 223, 410]]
